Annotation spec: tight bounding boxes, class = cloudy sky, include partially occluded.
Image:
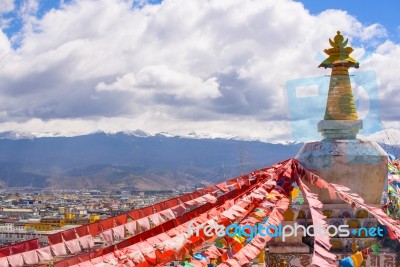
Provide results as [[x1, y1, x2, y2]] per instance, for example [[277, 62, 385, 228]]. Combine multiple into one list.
[[0, 0, 399, 141]]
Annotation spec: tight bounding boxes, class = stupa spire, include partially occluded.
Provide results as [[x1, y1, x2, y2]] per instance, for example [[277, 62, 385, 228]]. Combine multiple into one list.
[[317, 31, 362, 140], [319, 31, 359, 120]]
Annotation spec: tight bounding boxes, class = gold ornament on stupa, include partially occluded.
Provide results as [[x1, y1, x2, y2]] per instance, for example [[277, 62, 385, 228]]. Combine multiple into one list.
[[319, 31, 359, 120]]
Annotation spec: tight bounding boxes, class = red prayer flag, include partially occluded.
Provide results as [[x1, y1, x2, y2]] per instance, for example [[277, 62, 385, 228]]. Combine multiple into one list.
[[25, 239, 39, 251], [100, 218, 115, 231], [88, 222, 101, 236], [10, 242, 25, 254], [75, 225, 89, 237], [62, 228, 77, 241], [115, 214, 128, 225], [0, 246, 10, 257], [48, 232, 63, 245]]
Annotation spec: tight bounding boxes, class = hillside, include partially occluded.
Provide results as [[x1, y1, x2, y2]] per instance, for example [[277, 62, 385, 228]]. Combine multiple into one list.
[[0, 132, 303, 190]]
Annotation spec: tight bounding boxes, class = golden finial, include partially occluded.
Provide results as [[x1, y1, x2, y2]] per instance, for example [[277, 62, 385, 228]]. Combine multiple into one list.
[[329, 31, 349, 48], [320, 31, 357, 69]]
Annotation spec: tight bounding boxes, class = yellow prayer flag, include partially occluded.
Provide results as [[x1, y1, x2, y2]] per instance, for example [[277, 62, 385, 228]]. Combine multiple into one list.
[[291, 188, 299, 198]]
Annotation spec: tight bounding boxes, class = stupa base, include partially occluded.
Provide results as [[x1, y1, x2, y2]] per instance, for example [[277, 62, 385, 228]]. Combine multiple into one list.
[[318, 120, 362, 140], [295, 139, 387, 204]]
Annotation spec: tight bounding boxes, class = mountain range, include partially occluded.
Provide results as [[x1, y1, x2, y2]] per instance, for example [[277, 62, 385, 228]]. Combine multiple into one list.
[[0, 129, 398, 190], [0, 130, 303, 190]]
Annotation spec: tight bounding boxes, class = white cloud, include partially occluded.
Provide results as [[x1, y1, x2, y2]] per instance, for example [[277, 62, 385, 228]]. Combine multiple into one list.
[[0, 0, 398, 141], [0, 30, 10, 57], [0, 0, 14, 14], [97, 65, 221, 100], [363, 40, 400, 121]]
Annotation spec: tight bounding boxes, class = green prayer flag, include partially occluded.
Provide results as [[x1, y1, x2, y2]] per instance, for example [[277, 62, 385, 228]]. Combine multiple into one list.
[[371, 244, 380, 254], [388, 184, 396, 193]]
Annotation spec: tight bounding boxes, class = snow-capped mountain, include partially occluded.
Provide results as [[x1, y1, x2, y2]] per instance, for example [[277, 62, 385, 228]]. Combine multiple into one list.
[[0, 130, 36, 140], [361, 128, 400, 145], [0, 128, 399, 145], [182, 131, 235, 140], [122, 129, 152, 137]]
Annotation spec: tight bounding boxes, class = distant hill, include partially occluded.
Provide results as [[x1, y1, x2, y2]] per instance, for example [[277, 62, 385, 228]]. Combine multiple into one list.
[[0, 131, 304, 190], [0, 130, 398, 190]]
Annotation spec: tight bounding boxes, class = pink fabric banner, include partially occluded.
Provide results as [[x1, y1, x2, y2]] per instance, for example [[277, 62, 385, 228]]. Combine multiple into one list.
[[250, 191, 264, 201], [102, 253, 118, 265], [202, 193, 217, 203], [296, 174, 337, 266], [51, 243, 68, 256], [22, 250, 39, 265], [221, 208, 242, 220], [100, 229, 114, 244], [161, 234, 187, 252], [77, 260, 94, 267], [160, 209, 175, 220], [231, 204, 247, 213], [36, 246, 53, 261], [232, 249, 252, 265], [203, 245, 222, 259], [112, 225, 126, 239], [148, 213, 164, 226], [6, 254, 24, 267], [65, 239, 82, 254], [78, 235, 95, 250], [185, 199, 200, 206], [119, 259, 135, 267], [225, 259, 241, 267], [127, 250, 146, 264], [137, 217, 151, 232], [157, 233, 171, 242], [171, 204, 186, 217], [124, 221, 137, 235], [0, 257, 8, 267], [146, 236, 162, 246], [221, 210, 236, 220], [90, 256, 104, 265]]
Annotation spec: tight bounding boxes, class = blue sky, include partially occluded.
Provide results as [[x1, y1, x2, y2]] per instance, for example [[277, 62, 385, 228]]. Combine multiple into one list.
[[298, 0, 400, 42], [1, 0, 64, 43], [0, 0, 399, 141]]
